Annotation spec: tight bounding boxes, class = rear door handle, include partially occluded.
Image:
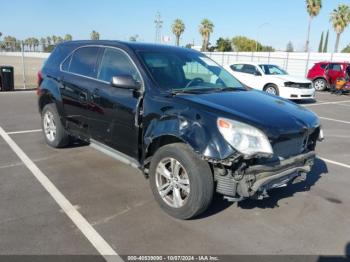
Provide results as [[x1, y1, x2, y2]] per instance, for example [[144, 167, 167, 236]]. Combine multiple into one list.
[[79, 92, 87, 102], [92, 88, 101, 100]]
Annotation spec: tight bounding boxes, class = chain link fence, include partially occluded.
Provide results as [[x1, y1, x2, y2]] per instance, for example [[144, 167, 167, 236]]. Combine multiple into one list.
[[0, 41, 49, 89], [1, 40, 350, 89], [205, 51, 350, 77]]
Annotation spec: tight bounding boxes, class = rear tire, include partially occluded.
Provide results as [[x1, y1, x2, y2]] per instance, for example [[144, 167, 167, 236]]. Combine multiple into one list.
[[313, 78, 327, 91], [149, 143, 214, 220], [41, 103, 69, 148]]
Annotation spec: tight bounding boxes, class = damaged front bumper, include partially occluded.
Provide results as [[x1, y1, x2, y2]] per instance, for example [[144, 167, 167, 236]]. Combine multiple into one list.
[[214, 151, 315, 201]]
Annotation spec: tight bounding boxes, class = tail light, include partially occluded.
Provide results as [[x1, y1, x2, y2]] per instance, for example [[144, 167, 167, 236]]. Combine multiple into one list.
[[37, 70, 43, 95]]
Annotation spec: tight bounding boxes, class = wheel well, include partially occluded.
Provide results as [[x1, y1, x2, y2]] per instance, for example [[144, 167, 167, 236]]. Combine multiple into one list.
[[313, 77, 327, 82], [263, 83, 277, 90], [39, 94, 54, 113], [146, 135, 185, 159]]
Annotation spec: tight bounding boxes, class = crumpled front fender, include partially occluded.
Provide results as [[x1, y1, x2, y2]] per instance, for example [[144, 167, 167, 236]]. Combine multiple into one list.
[[143, 111, 236, 161]]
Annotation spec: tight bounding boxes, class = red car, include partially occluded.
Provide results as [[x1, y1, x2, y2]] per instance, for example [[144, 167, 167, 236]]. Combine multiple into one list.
[[307, 62, 350, 91]]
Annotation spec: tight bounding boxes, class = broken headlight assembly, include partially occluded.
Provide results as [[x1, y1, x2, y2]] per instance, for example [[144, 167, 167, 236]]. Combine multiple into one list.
[[217, 118, 273, 158]]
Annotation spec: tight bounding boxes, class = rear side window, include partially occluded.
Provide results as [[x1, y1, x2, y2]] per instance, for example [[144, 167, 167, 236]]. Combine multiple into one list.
[[97, 48, 141, 83], [241, 64, 258, 75], [69, 47, 100, 78], [329, 63, 342, 71], [230, 64, 244, 72]]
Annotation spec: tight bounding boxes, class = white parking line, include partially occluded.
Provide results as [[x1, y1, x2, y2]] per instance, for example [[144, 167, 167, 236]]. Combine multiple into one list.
[[303, 100, 350, 107], [6, 129, 42, 135], [319, 117, 350, 125], [0, 126, 122, 262], [320, 157, 350, 169]]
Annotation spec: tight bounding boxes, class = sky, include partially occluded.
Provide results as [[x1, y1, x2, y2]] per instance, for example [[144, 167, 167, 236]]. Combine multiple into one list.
[[1, 0, 350, 51]]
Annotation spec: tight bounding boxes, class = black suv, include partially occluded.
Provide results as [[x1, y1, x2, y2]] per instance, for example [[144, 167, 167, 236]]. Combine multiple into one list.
[[38, 41, 323, 219]]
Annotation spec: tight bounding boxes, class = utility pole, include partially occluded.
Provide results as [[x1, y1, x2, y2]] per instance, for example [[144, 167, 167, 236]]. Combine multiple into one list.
[[154, 12, 163, 43]]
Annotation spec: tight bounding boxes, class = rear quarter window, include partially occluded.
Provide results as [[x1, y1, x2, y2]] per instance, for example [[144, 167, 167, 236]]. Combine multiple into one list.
[[69, 47, 100, 78]]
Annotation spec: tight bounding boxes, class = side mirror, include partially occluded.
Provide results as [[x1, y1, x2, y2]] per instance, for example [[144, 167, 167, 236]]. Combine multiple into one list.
[[111, 75, 141, 90], [255, 71, 262, 76]]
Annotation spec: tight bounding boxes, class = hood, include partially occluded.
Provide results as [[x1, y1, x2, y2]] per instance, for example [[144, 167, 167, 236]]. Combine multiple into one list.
[[177, 90, 319, 138], [271, 75, 311, 83]]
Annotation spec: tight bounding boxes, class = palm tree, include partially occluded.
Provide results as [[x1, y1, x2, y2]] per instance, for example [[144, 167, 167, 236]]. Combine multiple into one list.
[[40, 37, 46, 50], [172, 19, 185, 46], [46, 36, 52, 46], [33, 38, 39, 52], [52, 35, 58, 45], [330, 4, 350, 53], [305, 0, 322, 52], [90, 30, 100, 40], [199, 19, 214, 51], [64, 34, 73, 41]]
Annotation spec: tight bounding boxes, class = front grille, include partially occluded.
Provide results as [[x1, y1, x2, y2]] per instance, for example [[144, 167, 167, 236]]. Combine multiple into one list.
[[272, 128, 319, 159], [273, 135, 307, 159], [285, 82, 312, 89]]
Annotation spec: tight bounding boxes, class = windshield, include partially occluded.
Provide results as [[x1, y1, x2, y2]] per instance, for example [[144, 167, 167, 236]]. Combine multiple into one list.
[[259, 64, 288, 75], [139, 51, 245, 92]]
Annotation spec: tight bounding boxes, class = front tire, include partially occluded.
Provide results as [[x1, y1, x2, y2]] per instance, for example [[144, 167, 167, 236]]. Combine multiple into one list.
[[264, 84, 279, 96], [313, 78, 327, 91], [149, 143, 214, 220], [41, 103, 69, 148]]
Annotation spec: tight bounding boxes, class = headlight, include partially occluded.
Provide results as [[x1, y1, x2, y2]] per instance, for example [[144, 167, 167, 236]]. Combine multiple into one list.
[[284, 82, 299, 88], [318, 128, 324, 142], [217, 118, 273, 157]]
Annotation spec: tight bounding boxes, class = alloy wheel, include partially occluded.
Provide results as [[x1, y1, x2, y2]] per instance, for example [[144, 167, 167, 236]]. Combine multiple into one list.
[[155, 157, 190, 208], [43, 111, 57, 142]]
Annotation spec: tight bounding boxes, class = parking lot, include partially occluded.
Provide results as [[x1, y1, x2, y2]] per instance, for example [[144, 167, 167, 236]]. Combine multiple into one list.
[[0, 91, 350, 260]]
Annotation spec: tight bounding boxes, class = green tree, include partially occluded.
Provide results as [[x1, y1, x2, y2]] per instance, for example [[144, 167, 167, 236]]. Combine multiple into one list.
[[216, 38, 232, 52], [286, 41, 294, 52], [52, 35, 58, 45], [64, 34, 73, 41], [342, 44, 350, 53], [40, 37, 46, 50], [46, 36, 52, 46], [199, 19, 214, 51], [57, 36, 63, 43], [4, 36, 17, 51], [129, 35, 139, 42], [172, 19, 185, 46], [305, 0, 322, 52], [90, 30, 100, 40], [0, 32, 2, 41], [318, 31, 324, 52], [330, 4, 350, 53], [323, 30, 329, 52], [232, 36, 258, 51]]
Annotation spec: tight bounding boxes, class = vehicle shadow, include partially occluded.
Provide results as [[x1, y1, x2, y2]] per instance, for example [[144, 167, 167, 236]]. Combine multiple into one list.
[[317, 242, 350, 261], [238, 158, 328, 209], [197, 158, 328, 218], [294, 98, 318, 105], [63, 138, 90, 149]]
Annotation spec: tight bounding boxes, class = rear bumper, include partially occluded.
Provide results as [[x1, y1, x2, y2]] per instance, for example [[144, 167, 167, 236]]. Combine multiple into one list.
[[215, 152, 316, 200]]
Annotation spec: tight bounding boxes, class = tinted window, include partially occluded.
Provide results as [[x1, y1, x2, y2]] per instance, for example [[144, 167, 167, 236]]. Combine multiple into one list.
[[329, 64, 342, 71], [69, 47, 100, 78], [98, 48, 141, 83], [61, 54, 72, 71], [259, 64, 287, 75], [242, 64, 258, 75], [320, 64, 328, 69], [139, 51, 244, 91], [230, 64, 244, 72]]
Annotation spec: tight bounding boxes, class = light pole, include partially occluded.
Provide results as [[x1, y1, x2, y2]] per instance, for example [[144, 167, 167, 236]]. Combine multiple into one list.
[[256, 23, 270, 52]]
